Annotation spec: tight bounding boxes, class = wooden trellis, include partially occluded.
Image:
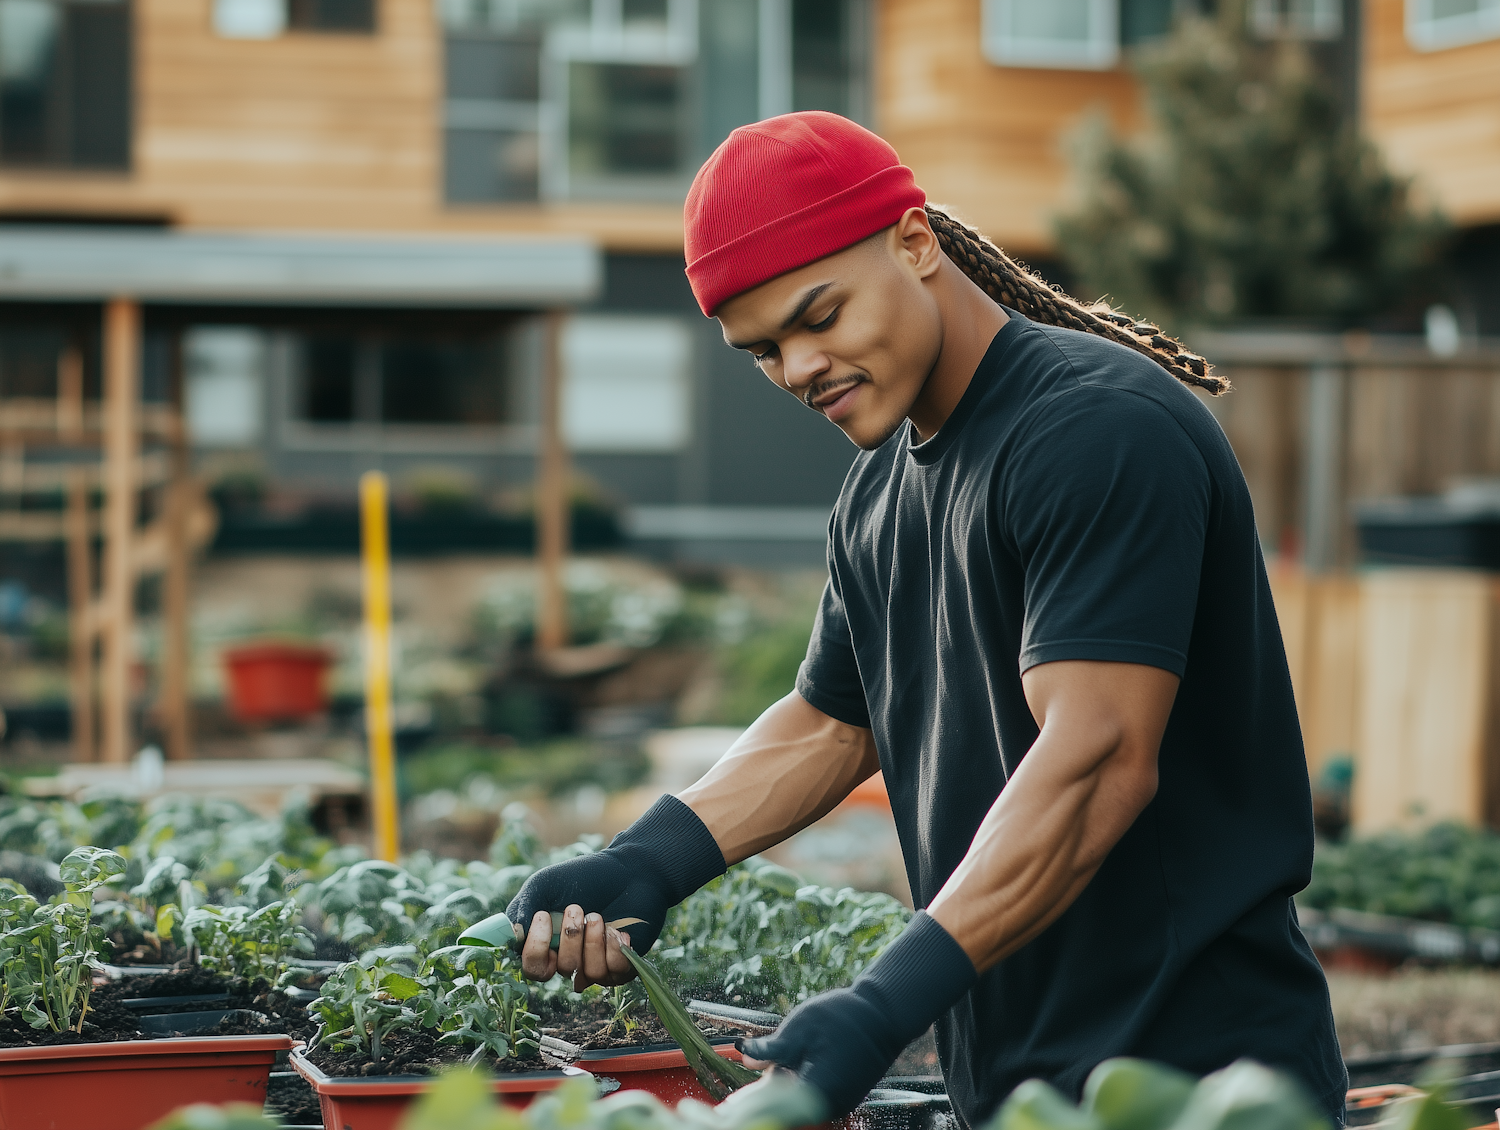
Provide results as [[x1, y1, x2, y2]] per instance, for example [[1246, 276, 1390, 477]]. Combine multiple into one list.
[[0, 298, 213, 763]]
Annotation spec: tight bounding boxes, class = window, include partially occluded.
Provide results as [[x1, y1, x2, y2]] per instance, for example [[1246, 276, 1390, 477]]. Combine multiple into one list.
[[442, 0, 695, 203], [0, 0, 130, 169], [212, 0, 373, 38], [185, 328, 267, 448], [287, 328, 519, 431], [982, 0, 1119, 70], [562, 316, 691, 452], [1248, 0, 1342, 39], [1407, 0, 1500, 49]]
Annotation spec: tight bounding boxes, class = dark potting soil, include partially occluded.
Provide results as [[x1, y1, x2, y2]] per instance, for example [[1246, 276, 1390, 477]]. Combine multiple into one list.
[[540, 993, 732, 1051], [0, 969, 319, 1048], [266, 1071, 323, 1126], [305, 1026, 552, 1077]]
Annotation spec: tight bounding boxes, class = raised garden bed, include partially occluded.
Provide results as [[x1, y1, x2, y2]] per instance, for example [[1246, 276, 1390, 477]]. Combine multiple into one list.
[[290, 1044, 586, 1130], [0, 1033, 292, 1130]]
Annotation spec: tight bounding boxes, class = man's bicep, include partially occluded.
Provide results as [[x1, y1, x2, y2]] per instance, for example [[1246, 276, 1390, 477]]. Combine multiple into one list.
[[1021, 659, 1180, 753]]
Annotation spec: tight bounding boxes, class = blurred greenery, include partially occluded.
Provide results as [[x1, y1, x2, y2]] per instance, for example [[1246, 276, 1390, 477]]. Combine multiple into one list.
[[712, 601, 818, 727], [1056, 0, 1445, 330], [1303, 821, 1500, 928], [399, 739, 650, 799]]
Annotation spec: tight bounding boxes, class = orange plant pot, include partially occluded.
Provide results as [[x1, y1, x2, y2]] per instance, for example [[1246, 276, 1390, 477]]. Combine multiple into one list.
[[290, 1046, 584, 1130], [573, 1043, 747, 1107], [0, 1034, 292, 1130], [222, 643, 332, 722]]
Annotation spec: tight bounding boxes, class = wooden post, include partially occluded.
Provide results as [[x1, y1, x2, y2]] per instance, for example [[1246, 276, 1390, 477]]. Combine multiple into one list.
[[101, 298, 140, 764], [535, 311, 570, 652], [157, 334, 192, 762], [1303, 363, 1346, 573], [65, 468, 94, 763], [159, 446, 192, 762], [58, 347, 94, 762], [360, 471, 400, 862]]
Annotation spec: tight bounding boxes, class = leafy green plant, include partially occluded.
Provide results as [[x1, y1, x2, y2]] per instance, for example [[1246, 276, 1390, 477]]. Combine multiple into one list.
[[308, 945, 541, 1068], [1302, 821, 1500, 928], [184, 900, 314, 984], [427, 945, 541, 1065], [399, 1068, 826, 1130], [146, 1104, 281, 1130], [310, 859, 435, 948], [307, 956, 429, 1065], [606, 983, 643, 1038], [1, 846, 125, 1033], [657, 859, 911, 1010]]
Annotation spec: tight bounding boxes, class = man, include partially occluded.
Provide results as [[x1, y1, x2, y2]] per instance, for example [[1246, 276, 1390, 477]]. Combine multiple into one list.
[[507, 112, 1346, 1128]]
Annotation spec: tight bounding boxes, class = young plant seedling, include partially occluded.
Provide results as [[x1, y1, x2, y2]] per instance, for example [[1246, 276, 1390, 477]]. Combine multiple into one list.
[[619, 943, 760, 1100], [1, 846, 126, 1034]]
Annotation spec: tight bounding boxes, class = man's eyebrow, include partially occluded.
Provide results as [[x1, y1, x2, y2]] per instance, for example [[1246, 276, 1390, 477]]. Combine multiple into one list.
[[724, 282, 835, 351], [781, 283, 833, 330]]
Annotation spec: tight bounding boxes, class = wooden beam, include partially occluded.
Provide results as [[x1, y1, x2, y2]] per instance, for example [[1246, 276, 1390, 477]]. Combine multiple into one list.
[[66, 472, 94, 762], [158, 361, 193, 762], [100, 297, 140, 765], [535, 311, 569, 652]]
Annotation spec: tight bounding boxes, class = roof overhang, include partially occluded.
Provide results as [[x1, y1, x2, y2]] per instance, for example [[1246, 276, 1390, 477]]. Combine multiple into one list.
[[0, 227, 603, 307]]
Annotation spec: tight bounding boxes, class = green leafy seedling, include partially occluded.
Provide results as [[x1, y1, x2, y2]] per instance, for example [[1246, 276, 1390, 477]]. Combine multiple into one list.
[[619, 943, 760, 1101], [1168, 1060, 1329, 1130], [459, 910, 562, 952], [993, 1079, 1103, 1130], [1082, 1058, 1195, 1130]]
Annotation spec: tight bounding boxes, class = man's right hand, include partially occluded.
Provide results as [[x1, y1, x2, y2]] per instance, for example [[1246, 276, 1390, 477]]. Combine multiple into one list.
[[518, 903, 635, 990], [504, 794, 727, 991]]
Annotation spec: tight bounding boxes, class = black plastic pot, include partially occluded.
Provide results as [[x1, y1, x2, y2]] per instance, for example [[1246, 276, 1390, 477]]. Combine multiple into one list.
[[136, 1008, 263, 1035], [1355, 498, 1500, 568]]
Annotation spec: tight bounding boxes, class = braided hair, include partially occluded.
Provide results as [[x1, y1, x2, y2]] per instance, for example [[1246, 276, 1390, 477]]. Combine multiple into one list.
[[924, 206, 1228, 396]]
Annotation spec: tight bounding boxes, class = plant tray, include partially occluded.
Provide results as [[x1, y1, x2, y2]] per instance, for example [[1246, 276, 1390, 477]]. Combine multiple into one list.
[[0, 1033, 292, 1130], [573, 1040, 746, 1107], [289, 1045, 585, 1130]]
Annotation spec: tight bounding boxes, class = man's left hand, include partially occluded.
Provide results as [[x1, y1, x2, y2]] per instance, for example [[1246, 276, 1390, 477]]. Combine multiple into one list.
[[740, 911, 975, 1118]]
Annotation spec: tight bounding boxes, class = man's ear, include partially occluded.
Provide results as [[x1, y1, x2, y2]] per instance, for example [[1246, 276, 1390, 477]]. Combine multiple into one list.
[[895, 207, 942, 279]]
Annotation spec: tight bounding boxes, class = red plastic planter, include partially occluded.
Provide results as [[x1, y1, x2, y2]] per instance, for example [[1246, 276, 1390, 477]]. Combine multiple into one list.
[[0, 1033, 292, 1130], [290, 1046, 584, 1130], [573, 1042, 747, 1107], [222, 642, 332, 722]]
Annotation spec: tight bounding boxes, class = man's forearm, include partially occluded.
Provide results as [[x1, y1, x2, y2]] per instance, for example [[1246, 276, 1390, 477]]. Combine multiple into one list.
[[678, 691, 880, 864]]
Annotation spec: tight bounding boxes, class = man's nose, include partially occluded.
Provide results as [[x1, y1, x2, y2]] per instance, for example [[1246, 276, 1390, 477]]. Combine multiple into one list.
[[782, 345, 829, 393]]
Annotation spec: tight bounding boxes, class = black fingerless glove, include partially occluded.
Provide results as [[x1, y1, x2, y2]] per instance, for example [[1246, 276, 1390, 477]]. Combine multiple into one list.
[[740, 911, 976, 1117], [505, 794, 726, 955]]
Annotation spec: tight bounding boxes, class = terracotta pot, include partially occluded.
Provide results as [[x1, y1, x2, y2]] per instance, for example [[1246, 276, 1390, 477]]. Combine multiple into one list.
[[0, 1033, 292, 1130], [290, 1045, 584, 1130], [573, 1042, 746, 1106], [222, 642, 332, 722]]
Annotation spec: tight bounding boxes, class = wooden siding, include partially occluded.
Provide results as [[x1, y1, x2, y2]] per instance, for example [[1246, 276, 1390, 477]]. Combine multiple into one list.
[[0, 0, 684, 251], [1363, 0, 1500, 227], [874, 0, 1141, 257]]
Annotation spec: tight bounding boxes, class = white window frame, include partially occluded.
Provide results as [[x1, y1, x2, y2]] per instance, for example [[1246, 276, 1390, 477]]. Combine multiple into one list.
[[981, 0, 1119, 71], [542, 0, 697, 201], [1247, 0, 1342, 40], [1406, 0, 1500, 50]]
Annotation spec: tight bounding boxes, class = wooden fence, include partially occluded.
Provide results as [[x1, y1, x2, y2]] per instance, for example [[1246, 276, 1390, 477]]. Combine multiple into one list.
[[1197, 333, 1500, 831]]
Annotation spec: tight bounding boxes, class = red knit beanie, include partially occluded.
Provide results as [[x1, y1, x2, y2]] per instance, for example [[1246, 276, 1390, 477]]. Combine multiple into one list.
[[684, 111, 926, 317]]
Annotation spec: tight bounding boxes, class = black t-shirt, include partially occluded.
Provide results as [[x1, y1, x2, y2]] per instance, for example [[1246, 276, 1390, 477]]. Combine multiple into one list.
[[796, 312, 1346, 1126]]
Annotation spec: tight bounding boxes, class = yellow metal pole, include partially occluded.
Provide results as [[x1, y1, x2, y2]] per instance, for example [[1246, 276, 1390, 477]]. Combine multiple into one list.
[[360, 471, 399, 862]]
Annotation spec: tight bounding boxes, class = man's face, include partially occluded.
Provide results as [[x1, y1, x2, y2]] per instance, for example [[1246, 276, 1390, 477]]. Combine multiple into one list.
[[715, 223, 944, 450]]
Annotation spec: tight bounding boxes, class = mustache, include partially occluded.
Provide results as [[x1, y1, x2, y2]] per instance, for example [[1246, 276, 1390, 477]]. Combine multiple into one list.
[[803, 373, 868, 411]]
